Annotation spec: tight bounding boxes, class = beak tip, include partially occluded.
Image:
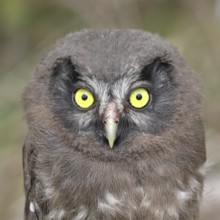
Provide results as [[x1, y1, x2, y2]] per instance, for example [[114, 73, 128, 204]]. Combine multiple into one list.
[[108, 141, 114, 149]]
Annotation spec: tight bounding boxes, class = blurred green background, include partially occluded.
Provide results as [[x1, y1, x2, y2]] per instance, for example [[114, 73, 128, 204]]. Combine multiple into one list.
[[0, 0, 220, 219]]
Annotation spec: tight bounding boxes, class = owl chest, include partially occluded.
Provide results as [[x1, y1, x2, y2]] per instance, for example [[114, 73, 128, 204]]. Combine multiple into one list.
[[35, 164, 201, 220]]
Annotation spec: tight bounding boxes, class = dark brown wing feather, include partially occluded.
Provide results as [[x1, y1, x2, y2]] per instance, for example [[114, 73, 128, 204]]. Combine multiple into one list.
[[23, 131, 42, 220]]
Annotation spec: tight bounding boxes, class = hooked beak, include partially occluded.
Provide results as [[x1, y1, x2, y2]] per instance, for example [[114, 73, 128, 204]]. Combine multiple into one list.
[[103, 101, 120, 148]]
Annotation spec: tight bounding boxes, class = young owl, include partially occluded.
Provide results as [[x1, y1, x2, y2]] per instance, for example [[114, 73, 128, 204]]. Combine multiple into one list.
[[22, 29, 206, 220]]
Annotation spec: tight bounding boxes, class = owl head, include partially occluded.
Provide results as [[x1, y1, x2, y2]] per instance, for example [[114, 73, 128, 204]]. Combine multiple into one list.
[[23, 29, 205, 163]]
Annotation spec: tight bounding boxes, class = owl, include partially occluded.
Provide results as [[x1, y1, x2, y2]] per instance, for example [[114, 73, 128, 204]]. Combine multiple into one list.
[[22, 29, 206, 220]]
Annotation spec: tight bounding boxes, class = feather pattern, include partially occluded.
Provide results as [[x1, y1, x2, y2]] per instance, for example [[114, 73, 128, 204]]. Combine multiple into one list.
[[22, 29, 206, 220]]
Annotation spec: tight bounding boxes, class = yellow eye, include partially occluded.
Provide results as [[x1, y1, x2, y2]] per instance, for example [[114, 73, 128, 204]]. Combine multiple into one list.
[[129, 88, 150, 109], [74, 88, 94, 109]]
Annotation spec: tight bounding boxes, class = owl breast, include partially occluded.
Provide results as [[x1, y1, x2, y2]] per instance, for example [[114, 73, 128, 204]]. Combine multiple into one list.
[[32, 150, 205, 220]]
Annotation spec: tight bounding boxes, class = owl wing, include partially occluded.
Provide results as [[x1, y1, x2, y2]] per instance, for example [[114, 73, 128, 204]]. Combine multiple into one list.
[[23, 130, 42, 220], [23, 130, 32, 195]]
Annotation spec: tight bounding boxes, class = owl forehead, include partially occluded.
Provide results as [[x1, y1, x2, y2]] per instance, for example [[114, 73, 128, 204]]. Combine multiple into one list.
[[72, 41, 144, 80], [42, 29, 179, 82], [82, 72, 140, 114], [68, 31, 176, 81]]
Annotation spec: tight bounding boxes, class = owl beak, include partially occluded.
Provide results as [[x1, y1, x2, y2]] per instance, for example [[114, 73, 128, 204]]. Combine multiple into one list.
[[103, 101, 120, 148], [104, 118, 118, 148]]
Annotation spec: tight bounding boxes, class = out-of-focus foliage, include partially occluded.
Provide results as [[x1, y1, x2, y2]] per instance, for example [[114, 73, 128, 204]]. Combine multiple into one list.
[[0, 0, 219, 219]]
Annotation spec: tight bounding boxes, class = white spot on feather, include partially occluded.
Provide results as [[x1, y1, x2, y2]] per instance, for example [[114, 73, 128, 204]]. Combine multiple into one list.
[[75, 207, 87, 220], [29, 202, 35, 213], [177, 190, 191, 202], [167, 205, 178, 218], [140, 196, 151, 209], [106, 192, 121, 205], [197, 161, 210, 176], [49, 209, 65, 220], [98, 192, 123, 213], [45, 185, 55, 199], [154, 208, 164, 219], [189, 177, 201, 192]]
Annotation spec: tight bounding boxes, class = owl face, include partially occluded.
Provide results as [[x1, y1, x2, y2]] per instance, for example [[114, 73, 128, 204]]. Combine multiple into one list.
[[24, 29, 204, 161], [49, 56, 176, 150]]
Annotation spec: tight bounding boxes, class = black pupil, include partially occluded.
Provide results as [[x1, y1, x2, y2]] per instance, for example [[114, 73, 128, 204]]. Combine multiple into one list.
[[136, 94, 142, 100], [82, 94, 88, 101]]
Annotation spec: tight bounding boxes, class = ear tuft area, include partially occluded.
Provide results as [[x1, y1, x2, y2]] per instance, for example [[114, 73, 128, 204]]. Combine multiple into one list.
[[52, 57, 80, 82], [140, 58, 174, 86]]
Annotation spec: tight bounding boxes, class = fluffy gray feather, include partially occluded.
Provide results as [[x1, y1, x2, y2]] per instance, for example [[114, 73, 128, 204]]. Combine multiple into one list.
[[22, 29, 206, 220]]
